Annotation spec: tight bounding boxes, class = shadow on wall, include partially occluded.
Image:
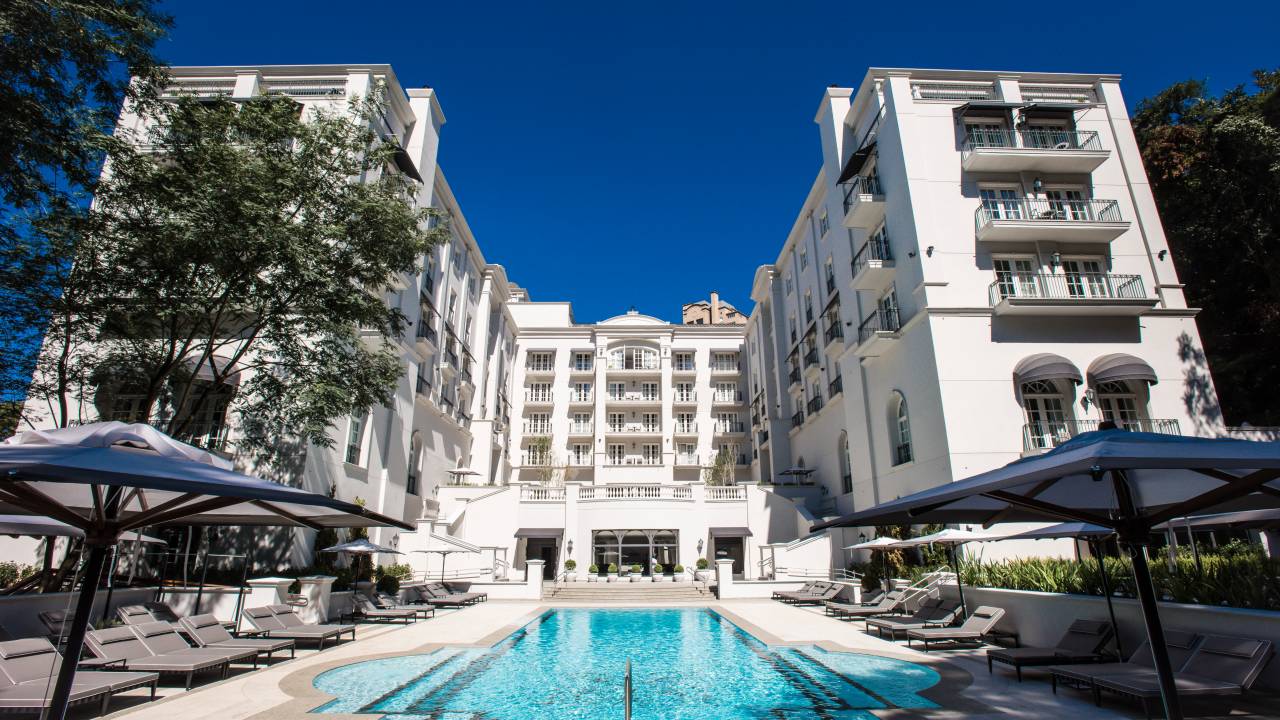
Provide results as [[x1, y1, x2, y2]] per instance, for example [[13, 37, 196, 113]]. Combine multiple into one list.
[[761, 488, 804, 545], [990, 316, 1142, 344], [1178, 331, 1221, 435]]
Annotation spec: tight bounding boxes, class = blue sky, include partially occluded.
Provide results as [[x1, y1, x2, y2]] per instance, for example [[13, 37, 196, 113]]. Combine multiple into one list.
[[157, 0, 1274, 323]]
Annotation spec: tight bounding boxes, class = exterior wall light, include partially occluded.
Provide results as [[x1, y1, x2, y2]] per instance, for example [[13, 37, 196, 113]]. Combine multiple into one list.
[[1050, 251, 1062, 270]]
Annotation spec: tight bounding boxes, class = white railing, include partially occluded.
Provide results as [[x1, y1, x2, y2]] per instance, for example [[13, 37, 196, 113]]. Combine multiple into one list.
[[910, 80, 995, 101], [579, 485, 693, 501], [568, 423, 594, 434], [607, 392, 661, 402], [675, 454, 701, 466], [1019, 83, 1098, 104], [705, 486, 746, 501], [569, 392, 593, 403], [525, 391, 553, 403], [605, 424, 662, 434], [673, 392, 697, 403], [520, 486, 566, 501], [673, 423, 698, 434]]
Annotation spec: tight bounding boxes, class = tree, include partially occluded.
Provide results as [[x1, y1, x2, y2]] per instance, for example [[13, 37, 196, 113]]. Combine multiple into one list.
[[20, 88, 447, 473], [0, 1, 170, 403], [527, 435, 566, 486], [1133, 70, 1280, 426], [702, 446, 735, 486]]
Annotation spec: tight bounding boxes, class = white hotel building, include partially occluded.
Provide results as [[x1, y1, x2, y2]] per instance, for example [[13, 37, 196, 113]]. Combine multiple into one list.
[[13, 65, 1225, 580]]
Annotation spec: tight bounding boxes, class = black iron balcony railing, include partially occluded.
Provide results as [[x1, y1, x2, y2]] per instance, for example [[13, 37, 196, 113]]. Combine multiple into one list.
[[446, 350, 459, 368], [842, 174, 883, 213], [894, 442, 913, 465], [988, 273, 1147, 306], [824, 321, 844, 345], [975, 197, 1123, 230], [788, 367, 801, 386], [858, 308, 901, 344], [851, 236, 892, 278], [803, 348, 819, 367], [962, 128, 1103, 154], [1023, 418, 1181, 451], [422, 275, 435, 297], [415, 320, 437, 345], [758, 429, 769, 445], [829, 375, 843, 397], [415, 375, 432, 396], [825, 273, 837, 294], [791, 411, 804, 428], [806, 396, 824, 415]]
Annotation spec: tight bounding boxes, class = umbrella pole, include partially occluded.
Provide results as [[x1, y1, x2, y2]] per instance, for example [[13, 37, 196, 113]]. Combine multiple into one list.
[[40, 538, 55, 593], [1184, 518, 1201, 574], [1089, 540, 1123, 658], [48, 540, 111, 720], [232, 552, 251, 635], [1126, 542, 1182, 720], [194, 537, 210, 616], [948, 545, 968, 617], [99, 546, 120, 624]]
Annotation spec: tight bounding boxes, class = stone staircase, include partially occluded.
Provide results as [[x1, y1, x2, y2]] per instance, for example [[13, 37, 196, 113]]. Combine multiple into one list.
[[546, 580, 710, 603]]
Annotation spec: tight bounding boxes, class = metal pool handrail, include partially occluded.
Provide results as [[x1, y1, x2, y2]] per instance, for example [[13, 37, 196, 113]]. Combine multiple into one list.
[[624, 658, 632, 720]]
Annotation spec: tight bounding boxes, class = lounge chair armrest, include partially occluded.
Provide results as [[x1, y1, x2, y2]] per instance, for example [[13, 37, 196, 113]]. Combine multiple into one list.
[[78, 657, 126, 669]]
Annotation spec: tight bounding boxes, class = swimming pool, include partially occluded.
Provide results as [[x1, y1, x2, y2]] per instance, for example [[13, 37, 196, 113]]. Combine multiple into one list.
[[312, 608, 939, 719]]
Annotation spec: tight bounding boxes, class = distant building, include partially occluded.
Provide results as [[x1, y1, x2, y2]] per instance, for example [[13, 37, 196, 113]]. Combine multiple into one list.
[[682, 291, 746, 325]]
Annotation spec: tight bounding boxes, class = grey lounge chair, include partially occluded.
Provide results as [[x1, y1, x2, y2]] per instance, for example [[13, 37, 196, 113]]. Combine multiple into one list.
[[372, 592, 435, 619], [266, 605, 357, 641], [129, 621, 260, 667], [824, 589, 906, 619], [37, 610, 74, 642], [425, 582, 486, 604], [407, 585, 469, 608], [987, 619, 1113, 681], [866, 597, 963, 640], [179, 614, 296, 660], [84, 626, 230, 690], [773, 581, 816, 600], [0, 638, 158, 715], [240, 607, 345, 651], [351, 594, 417, 624], [906, 606, 1007, 651], [1092, 635, 1273, 719], [1049, 630, 1202, 703]]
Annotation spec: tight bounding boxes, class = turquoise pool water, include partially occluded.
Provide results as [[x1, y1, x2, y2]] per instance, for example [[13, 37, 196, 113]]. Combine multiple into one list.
[[312, 608, 939, 720]]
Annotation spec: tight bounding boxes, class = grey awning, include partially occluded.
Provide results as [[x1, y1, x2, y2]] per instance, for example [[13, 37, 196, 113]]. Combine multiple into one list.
[[709, 526, 752, 538], [1022, 102, 1088, 115], [515, 528, 563, 539], [955, 101, 1022, 118], [1087, 353, 1157, 386], [836, 140, 877, 184], [1013, 353, 1082, 385], [392, 146, 424, 183]]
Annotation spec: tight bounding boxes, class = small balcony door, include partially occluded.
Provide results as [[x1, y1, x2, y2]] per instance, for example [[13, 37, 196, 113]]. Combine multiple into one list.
[[1095, 380, 1143, 428], [1022, 380, 1069, 449], [1045, 188, 1089, 220], [994, 258, 1038, 299], [980, 188, 1023, 219], [966, 121, 1008, 148], [1061, 258, 1108, 298]]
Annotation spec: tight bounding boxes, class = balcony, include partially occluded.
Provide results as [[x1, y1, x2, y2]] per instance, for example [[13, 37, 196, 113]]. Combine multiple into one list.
[[788, 367, 801, 387], [606, 391, 661, 405], [714, 422, 746, 435], [604, 424, 662, 436], [579, 485, 692, 501], [675, 454, 702, 467], [567, 423, 594, 436], [520, 486, 566, 502], [525, 361, 555, 376], [855, 308, 901, 358], [673, 422, 698, 436], [1023, 418, 1181, 452], [975, 198, 1129, 243], [524, 391, 554, 405], [757, 429, 769, 445], [850, 237, 894, 290], [828, 375, 843, 398], [460, 358, 473, 385], [802, 347, 819, 368], [710, 362, 740, 375], [962, 128, 1108, 173], [806, 396, 824, 416], [521, 422, 552, 435], [672, 361, 696, 375], [414, 318, 438, 351], [988, 273, 1156, 317], [569, 361, 594, 375], [790, 411, 804, 429], [824, 321, 844, 348], [712, 391, 744, 406], [672, 392, 698, 405], [568, 391, 594, 405], [841, 175, 886, 228], [414, 375, 432, 402], [606, 360, 661, 374]]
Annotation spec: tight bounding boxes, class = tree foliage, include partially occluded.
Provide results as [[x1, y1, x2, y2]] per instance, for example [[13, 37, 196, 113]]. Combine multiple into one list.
[[702, 446, 735, 486], [20, 88, 447, 474], [1133, 70, 1280, 425]]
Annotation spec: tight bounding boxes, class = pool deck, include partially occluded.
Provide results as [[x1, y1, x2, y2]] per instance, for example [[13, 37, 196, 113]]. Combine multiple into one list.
[[91, 599, 1275, 720]]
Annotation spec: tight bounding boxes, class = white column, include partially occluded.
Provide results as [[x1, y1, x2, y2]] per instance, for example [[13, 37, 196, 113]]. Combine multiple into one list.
[[525, 559, 545, 600], [296, 575, 336, 624], [715, 558, 736, 599]]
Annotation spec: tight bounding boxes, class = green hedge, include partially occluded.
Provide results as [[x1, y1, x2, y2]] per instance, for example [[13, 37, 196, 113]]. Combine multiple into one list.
[[0, 562, 37, 588], [956, 542, 1280, 611]]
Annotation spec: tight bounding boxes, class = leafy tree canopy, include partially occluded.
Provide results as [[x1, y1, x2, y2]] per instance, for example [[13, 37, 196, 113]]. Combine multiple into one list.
[[1133, 70, 1280, 425]]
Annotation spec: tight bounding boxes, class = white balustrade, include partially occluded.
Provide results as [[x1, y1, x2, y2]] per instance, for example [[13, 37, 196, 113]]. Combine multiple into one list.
[[520, 486, 566, 501], [706, 486, 746, 501]]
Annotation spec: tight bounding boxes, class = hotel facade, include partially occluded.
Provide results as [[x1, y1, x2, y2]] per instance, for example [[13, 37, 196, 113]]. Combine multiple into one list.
[[13, 65, 1227, 579]]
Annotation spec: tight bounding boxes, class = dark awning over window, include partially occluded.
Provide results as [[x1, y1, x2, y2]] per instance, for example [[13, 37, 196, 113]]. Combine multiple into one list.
[[1087, 353, 1158, 386], [836, 140, 878, 184], [1021, 102, 1087, 116], [709, 526, 752, 538], [954, 101, 1022, 119], [392, 146, 425, 183], [1013, 353, 1082, 385], [514, 528, 563, 539]]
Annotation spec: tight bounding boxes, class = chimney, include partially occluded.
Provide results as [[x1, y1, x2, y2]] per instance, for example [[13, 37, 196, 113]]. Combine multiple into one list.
[[710, 291, 720, 325]]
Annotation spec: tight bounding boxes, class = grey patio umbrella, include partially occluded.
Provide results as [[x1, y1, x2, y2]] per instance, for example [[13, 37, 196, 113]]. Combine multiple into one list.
[[811, 429, 1280, 720], [320, 538, 402, 583], [844, 535, 900, 589], [888, 528, 1009, 617], [1000, 522, 1123, 656], [0, 421, 412, 720]]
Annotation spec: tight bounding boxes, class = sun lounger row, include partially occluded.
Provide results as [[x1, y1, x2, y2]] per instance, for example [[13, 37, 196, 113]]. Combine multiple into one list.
[[242, 605, 356, 650], [773, 581, 844, 605], [1048, 630, 1273, 719], [866, 596, 964, 639], [0, 638, 159, 715]]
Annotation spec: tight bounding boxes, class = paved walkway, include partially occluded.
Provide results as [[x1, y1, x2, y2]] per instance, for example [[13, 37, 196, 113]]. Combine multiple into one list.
[[93, 598, 1277, 719]]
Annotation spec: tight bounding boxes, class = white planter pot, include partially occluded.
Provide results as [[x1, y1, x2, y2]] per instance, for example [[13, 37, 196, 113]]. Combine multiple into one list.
[[654, 575, 667, 583], [607, 574, 618, 583], [587, 574, 599, 583], [565, 572, 577, 583], [631, 574, 643, 583], [672, 574, 684, 582], [694, 570, 709, 581]]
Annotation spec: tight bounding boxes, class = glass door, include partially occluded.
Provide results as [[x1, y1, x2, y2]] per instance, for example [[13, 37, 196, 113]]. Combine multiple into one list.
[[994, 258, 1038, 298], [1022, 380, 1069, 449], [1061, 259, 1108, 298], [1045, 189, 1088, 220]]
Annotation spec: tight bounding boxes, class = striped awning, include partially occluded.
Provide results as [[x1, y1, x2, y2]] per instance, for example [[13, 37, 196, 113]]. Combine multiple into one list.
[[1013, 353, 1082, 385], [1087, 353, 1157, 386]]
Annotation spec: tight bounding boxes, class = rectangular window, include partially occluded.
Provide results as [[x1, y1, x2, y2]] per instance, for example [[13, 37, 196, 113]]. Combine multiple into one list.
[[799, 248, 808, 269], [608, 382, 626, 400], [818, 210, 829, 237], [717, 412, 740, 432], [572, 382, 592, 402], [641, 412, 660, 431], [571, 443, 591, 464], [642, 444, 662, 465], [673, 352, 695, 371], [345, 414, 366, 466], [573, 352, 593, 371], [677, 443, 698, 464], [526, 351, 554, 372], [526, 412, 550, 434], [785, 277, 793, 295], [572, 412, 592, 431], [607, 444, 625, 464], [716, 382, 739, 402], [640, 382, 659, 401], [712, 353, 738, 371], [527, 382, 552, 403], [675, 383, 695, 402], [608, 412, 625, 432]]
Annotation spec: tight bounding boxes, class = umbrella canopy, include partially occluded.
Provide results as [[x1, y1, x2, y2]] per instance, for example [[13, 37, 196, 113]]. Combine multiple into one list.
[[1154, 508, 1280, 531], [1000, 522, 1113, 540], [778, 466, 815, 476], [810, 429, 1280, 720], [0, 514, 166, 544], [887, 528, 1008, 547], [0, 421, 411, 720], [842, 536, 902, 551], [320, 538, 401, 554]]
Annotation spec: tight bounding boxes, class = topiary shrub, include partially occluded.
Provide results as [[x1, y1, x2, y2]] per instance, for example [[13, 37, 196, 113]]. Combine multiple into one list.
[[674, 564, 684, 573], [653, 563, 664, 574], [607, 563, 618, 573], [630, 564, 642, 574], [564, 559, 576, 571], [589, 563, 599, 573], [696, 558, 708, 570]]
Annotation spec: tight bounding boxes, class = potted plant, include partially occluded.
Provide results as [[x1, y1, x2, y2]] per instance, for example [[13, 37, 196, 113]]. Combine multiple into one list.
[[587, 563, 600, 582], [694, 557, 710, 581], [607, 563, 619, 582], [672, 564, 685, 582], [652, 563, 666, 582], [630, 563, 644, 582], [564, 559, 577, 582]]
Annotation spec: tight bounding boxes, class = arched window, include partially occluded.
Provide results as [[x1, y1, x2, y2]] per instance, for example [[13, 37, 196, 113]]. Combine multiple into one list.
[[1094, 380, 1142, 429], [607, 345, 658, 370], [1021, 379, 1070, 449], [890, 392, 912, 465], [838, 432, 852, 494]]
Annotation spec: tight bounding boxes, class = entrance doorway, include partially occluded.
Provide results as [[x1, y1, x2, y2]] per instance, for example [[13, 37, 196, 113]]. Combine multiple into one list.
[[591, 530, 679, 576], [524, 538, 559, 580], [711, 536, 746, 578]]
